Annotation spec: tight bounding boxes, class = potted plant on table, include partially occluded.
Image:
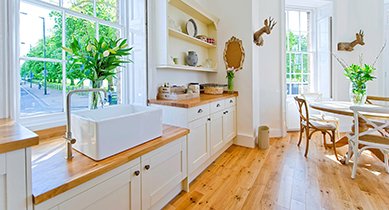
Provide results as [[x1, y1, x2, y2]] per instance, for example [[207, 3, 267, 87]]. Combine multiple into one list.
[[63, 37, 133, 109], [226, 67, 236, 93], [333, 44, 385, 105]]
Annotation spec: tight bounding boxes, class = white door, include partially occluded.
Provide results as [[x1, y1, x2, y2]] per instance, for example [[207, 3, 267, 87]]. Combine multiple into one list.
[[317, 17, 332, 99], [210, 111, 224, 155], [223, 107, 236, 143], [58, 164, 141, 210], [187, 117, 210, 174], [141, 139, 186, 209]]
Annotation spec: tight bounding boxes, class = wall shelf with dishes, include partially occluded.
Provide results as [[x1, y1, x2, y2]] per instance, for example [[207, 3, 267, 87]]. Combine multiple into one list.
[[155, 0, 219, 73]]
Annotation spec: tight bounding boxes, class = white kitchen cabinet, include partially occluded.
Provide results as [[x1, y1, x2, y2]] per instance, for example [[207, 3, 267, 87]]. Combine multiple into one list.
[[223, 106, 236, 143], [188, 117, 210, 174], [151, 96, 237, 182], [0, 149, 31, 210], [210, 111, 224, 156], [57, 164, 141, 210], [141, 137, 187, 210]]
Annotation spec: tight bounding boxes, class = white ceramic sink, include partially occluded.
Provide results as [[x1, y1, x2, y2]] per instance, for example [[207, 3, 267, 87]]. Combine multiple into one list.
[[71, 105, 163, 161]]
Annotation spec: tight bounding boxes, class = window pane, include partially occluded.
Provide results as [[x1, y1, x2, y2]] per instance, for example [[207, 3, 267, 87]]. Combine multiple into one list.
[[99, 24, 120, 40], [20, 2, 62, 60], [96, 0, 119, 22], [303, 54, 309, 73], [20, 60, 63, 117], [300, 33, 308, 51], [288, 11, 300, 32], [291, 84, 300, 95], [287, 31, 299, 51], [65, 15, 96, 47], [63, 0, 93, 16], [300, 12, 308, 32], [41, 0, 59, 6]]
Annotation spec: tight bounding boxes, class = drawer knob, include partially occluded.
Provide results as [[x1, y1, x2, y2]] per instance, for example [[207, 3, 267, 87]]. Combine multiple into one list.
[[145, 165, 150, 170], [208, 118, 211, 121], [225, 111, 229, 114], [198, 109, 203, 113], [230, 100, 233, 103], [134, 170, 140, 176], [216, 104, 221, 107]]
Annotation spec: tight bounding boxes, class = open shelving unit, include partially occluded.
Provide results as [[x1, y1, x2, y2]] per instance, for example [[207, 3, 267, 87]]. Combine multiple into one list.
[[155, 0, 219, 73]]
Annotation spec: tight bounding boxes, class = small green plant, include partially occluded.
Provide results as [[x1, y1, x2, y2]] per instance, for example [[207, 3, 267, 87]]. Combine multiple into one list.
[[226, 68, 236, 93], [63, 37, 133, 108], [344, 64, 375, 96]]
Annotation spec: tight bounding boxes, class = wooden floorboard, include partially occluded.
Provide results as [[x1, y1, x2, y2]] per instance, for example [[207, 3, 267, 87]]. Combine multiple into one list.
[[165, 133, 389, 210]]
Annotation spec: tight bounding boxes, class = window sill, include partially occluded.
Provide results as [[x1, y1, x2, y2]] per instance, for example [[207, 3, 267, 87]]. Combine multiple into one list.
[[19, 113, 66, 131]]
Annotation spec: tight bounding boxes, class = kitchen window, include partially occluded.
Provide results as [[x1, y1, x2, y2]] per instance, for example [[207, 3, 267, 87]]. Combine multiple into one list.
[[16, 0, 147, 128], [285, 9, 313, 95]]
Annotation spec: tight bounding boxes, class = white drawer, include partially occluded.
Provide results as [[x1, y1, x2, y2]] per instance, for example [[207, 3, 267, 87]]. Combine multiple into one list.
[[224, 97, 236, 108], [210, 100, 225, 113], [188, 104, 210, 122]]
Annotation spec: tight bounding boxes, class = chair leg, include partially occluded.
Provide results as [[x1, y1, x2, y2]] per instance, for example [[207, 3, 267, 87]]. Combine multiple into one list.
[[298, 127, 304, 147], [322, 132, 327, 149], [304, 128, 310, 157], [331, 130, 339, 161], [351, 149, 359, 179], [345, 142, 353, 165]]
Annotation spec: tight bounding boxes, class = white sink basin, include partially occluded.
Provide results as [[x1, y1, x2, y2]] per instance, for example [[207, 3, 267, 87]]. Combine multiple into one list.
[[71, 105, 163, 161]]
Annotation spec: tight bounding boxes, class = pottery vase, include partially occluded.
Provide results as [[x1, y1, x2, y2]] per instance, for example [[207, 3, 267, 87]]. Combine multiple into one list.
[[186, 51, 198, 67]]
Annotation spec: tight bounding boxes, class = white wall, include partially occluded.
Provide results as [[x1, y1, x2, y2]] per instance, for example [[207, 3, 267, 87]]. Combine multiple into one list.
[[0, 0, 7, 118]]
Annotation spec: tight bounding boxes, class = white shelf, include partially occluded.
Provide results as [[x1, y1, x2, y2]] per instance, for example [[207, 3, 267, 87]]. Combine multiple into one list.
[[157, 65, 217, 73], [168, 0, 219, 26], [168, 28, 216, 48]]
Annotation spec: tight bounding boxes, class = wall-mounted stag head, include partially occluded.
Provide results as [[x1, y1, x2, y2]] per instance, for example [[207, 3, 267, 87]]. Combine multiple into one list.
[[337, 30, 365, 52], [253, 17, 277, 47]]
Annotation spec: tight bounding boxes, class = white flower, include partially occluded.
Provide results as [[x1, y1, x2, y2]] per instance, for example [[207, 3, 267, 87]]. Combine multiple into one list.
[[103, 50, 110, 57], [86, 44, 93, 51]]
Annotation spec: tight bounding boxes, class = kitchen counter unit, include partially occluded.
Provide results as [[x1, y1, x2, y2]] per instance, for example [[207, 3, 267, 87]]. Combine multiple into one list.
[[0, 118, 39, 154], [31, 125, 189, 205], [148, 92, 238, 108]]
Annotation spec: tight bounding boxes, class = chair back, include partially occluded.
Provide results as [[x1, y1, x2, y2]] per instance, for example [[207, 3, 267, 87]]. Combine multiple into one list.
[[366, 96, 389, 105], [350, 105, 389, 140], [302, 93, 323, 115], [294, 96, 310, 125]]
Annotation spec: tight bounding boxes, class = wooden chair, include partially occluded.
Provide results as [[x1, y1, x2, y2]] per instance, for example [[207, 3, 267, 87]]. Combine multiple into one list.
[[294, 96, 338, 159], [366, 96, 389, 105], [346, 106, 389, 179]]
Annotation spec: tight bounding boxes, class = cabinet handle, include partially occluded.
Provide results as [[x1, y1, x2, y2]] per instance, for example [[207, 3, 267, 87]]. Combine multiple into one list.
[[208, 118, 211, 121], [230, 100, 233, 103], [198, 109, 203, 113], [134, 170, 140, 176], [216, 104, 221, 107], [144, 165, 150, 170]]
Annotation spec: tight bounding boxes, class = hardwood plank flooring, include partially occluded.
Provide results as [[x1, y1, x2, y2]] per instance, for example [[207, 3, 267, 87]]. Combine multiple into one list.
[[165, 133, 389, 210]]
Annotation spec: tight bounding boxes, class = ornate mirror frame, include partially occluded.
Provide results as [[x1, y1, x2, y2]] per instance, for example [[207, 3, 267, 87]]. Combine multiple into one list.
[[223, 36, 245, 71]]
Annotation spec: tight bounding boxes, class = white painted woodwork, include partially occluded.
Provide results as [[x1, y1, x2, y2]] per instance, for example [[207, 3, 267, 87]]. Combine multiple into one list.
[[210, 111, 224, 155], [0, 149, 29, 210], [152, 96, 237, 181], [58, 164, 141, 210], [223, 106, 236, 143], [188, 117, 211, 174], [188, 103, 210, 122], [141, 137, 187, 209]]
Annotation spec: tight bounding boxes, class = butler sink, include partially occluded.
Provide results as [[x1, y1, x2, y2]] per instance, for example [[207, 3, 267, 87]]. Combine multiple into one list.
[[71, 105, 163, 161]]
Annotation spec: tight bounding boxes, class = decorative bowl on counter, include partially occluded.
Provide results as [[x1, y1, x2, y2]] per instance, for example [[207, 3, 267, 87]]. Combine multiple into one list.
[[202, 83, 227, 95]]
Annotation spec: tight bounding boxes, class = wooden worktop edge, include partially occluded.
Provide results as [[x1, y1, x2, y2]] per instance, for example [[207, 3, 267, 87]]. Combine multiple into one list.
[[32, 127, 189, 205], [0, 119, 39, 154]]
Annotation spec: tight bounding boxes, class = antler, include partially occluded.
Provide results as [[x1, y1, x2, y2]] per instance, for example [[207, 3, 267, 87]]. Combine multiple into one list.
[[359, 30, 364, 36], [268, 17, 277, 30]]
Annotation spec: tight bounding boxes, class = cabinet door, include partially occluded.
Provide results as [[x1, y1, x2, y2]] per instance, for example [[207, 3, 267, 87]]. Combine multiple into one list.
[[141, 138, 186, 209], [187, 117, 210, 174], [58, 164, 141, 210], [223, 107, 236, 143], [0, 154, 5, 210], [210, 111, 224, 155]]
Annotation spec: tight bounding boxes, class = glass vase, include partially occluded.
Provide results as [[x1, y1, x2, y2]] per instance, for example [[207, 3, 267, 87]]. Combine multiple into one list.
[[349, 83, 367, 105], [227, 77, 234, 93], [90, 80, 104, 110]]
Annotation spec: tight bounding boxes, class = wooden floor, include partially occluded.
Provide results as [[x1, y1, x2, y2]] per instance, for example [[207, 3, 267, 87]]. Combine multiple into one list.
[[165, 132, 389, 210]]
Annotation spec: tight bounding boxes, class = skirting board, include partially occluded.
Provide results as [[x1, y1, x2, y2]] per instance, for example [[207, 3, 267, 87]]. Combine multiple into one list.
[[234, 134, 256, 148], [269, 128, 283, 138]]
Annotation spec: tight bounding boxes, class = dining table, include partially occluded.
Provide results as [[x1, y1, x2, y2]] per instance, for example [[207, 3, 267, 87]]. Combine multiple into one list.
[[310, 101, 389, 164]]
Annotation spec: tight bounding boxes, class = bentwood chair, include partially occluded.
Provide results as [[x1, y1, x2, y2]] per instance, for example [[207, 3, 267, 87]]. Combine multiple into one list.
[[366, 96, 389, 134], [347, 106, 389, 179], [294, 96, 338, 159]]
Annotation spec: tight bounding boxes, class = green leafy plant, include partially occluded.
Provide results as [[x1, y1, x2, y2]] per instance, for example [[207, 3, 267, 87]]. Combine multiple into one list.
[[344, 64, 375, 96], [63, 36, 133, 108], [226, 68, 236, 93]]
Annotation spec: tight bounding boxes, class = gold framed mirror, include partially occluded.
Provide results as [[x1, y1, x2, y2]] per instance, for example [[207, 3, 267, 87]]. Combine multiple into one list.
[[223, 36, 245, 71]]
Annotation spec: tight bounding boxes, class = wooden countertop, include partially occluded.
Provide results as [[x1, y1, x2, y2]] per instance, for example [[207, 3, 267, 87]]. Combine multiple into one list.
[[148, 92, 238, 108], [0, 118, 39, 154], [31, 125, 189, 205]]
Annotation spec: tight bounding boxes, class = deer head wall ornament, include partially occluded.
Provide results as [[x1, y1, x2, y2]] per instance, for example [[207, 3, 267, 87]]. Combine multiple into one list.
[[337, 30, 365, 51], [253, 17, 277, 47]]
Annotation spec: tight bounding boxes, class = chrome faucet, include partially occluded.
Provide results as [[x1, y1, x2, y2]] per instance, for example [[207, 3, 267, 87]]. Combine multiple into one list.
[[65, 88, 107, 159]]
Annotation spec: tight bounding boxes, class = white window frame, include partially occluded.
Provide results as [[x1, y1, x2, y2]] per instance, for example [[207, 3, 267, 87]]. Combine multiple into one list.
[[285, 8, 316, 96], [2, 0, 146, 130]]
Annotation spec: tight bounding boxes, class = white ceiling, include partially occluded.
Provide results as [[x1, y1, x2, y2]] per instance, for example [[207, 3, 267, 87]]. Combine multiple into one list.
[[286, 0, 332, 8]]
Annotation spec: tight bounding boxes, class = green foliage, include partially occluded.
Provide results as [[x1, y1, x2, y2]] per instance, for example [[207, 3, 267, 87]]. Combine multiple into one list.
[[64, 36, 132, 86], [286, 31, 309, 83], [344, 64, 376, 95]]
